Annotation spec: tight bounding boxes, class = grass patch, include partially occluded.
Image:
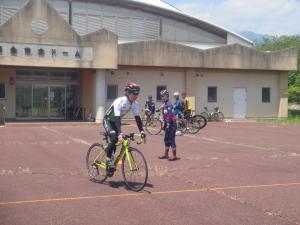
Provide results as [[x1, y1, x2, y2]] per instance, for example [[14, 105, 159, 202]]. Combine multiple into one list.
[[257, 110, 300, 125]]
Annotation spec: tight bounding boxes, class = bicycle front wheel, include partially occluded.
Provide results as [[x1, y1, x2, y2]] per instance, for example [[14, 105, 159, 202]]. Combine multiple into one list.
[[193, 115, 207, 129], [122, 148, 148, 192], [86, 143, 107, 183], [145, 118, 162, 135]]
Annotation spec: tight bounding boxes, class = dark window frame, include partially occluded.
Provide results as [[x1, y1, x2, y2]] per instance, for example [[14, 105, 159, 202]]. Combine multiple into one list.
[[208, 86, 217, 103], [0, 83, 5, 99], [10, 46, 17, 56], [156, 85, 167, 101], [262, 87, 271, 103], [107, 84, 118, 101], [24, 47, 31, 56], [38, 48, 45, 57]]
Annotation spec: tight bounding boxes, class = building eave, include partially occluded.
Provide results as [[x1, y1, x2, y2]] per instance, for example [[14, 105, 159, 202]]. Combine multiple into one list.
[[118, 40, 298, 71]]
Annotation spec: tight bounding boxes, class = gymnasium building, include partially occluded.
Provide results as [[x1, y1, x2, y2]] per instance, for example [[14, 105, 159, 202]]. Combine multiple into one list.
[[0, 0, 298, 122]]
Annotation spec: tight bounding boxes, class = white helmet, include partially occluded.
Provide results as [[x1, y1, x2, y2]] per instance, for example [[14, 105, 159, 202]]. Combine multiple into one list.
[[174, 92, 180, 96]]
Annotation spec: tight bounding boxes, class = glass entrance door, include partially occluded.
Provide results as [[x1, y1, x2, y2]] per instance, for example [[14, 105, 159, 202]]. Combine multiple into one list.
[[31, 85, 66, 119], [32, 85, 48, 118], [49, 86, 65, 118]]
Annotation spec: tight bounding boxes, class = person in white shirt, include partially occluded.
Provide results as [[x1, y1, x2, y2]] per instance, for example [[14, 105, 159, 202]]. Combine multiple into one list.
[[103, 83, 146, 172]]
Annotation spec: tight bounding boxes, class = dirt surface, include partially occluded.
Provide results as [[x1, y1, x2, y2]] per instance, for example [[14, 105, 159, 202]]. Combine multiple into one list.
[[0, 122, 300, 225]]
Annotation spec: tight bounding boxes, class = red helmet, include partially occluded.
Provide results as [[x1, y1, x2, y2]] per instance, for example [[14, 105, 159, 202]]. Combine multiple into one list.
[[125, 83, 140, 95]]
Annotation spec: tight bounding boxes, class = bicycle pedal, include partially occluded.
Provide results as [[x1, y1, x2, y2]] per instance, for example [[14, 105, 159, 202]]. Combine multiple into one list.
[[106, 170, 114, 177]]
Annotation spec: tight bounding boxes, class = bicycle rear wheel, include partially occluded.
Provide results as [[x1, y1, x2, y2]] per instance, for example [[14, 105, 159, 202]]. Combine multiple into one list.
[[145, 118, 162, 135], [212, 113, 219, 121], [177, 119, 187, 134], [218, 112, 224, 121], [200, 112, 210, 121], [86, 143, 107, 183], [187, 118, 201, 134], [122, 148, 148, 192], [193, 115, 207, 129]]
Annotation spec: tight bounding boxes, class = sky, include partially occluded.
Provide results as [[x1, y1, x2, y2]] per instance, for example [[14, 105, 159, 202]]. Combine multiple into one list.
[[165, 0, 300, 35]]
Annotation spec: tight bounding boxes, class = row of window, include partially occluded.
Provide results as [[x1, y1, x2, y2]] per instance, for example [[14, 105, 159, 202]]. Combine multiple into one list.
[[107, 85, 271, 103], [207, 87, 271, 103]]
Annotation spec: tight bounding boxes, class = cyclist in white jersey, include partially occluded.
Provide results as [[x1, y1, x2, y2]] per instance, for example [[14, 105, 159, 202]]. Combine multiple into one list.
[[103, 83, 145, 171]]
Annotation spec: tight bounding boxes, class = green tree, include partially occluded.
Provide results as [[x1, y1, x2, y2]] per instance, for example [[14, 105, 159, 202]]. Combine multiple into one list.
[[256, 35, 300, 103]]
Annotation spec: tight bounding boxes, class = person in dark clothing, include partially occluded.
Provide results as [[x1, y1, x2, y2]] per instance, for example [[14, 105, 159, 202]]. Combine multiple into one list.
[[144, 95, 156, 115], [158, 90, 178, 161]]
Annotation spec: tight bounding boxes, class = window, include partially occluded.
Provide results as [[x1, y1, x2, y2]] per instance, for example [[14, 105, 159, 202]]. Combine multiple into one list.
[[11, 46, 17, 56], [75, 50, 81, 59], [208, 87, 217, 102], [25, 47, 31, 56], [157, 85, 167, 101], [38, 48, 45, 57], [0, 46, 2, 55], [262, 87, 270, 103], [0, 83, 5, 98], [51, 49, 56, 57], [16, 70, 32, 80], [33, 71, 48, 80], [107, 85, 118, 101]]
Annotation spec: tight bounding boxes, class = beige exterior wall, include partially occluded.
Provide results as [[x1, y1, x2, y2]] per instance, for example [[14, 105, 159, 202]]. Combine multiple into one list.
[[0, 0, 118, 69], [277, 72, 289, 118], [81, 70, 95, 119], [0, 67, 16, 119], [105, 67, 185, 118], [187, 69, 282, 118], [0, 66, 290, 120]]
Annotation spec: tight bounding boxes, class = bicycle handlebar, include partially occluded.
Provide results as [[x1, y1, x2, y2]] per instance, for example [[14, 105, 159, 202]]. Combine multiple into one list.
[[122, 133, 146, 145], [101, 132, 146, 145]]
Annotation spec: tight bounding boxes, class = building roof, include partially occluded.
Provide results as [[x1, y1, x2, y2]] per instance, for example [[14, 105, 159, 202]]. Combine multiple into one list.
[[126, 0, 253, 45], [129, 0, 181, 13]]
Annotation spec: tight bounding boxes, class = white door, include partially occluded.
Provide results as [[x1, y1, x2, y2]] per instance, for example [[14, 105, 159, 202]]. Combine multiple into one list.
[[233, 88, 246, 118]]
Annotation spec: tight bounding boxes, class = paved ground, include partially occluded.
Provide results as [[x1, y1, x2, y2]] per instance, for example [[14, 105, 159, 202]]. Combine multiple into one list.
[[0, 121, 300, 225]]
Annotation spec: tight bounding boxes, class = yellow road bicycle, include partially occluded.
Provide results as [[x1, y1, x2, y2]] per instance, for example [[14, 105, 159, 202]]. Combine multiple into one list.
[[86, 133, 148, 192]]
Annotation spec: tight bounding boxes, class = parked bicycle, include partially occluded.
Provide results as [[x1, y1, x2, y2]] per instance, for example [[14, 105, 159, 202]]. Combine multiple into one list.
[[188, 110, 207, 130], [144, 109, 163, 135], [200, 107, 224, 121], [86, 132, 148, 192], [176, 111, 207, 135]]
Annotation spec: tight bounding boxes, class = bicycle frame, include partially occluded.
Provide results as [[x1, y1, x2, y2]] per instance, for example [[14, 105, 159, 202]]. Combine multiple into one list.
[[94, 138, 138, 171]]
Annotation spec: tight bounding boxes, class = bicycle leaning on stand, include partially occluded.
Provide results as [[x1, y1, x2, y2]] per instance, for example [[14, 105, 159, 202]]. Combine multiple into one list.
[[86, 132, 148, 192], [199, 107, 224, 122]]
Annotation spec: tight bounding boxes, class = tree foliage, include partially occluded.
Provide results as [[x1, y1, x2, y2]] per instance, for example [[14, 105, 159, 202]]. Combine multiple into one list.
[[256, 35, 300, 103]]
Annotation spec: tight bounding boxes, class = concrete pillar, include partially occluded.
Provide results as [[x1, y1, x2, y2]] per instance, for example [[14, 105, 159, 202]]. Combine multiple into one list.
[[95, 69, 106, 123], [185, 68, 197, 112], [278, 72, 289, 118]]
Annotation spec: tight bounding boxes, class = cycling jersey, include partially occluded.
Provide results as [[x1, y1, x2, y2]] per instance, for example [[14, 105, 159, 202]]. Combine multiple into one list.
[[163, 100, 176, 124], [174, 99, 183, 116], [182, 97, 191, 111], [105, 96, 140, 123], [145, 100, 155, 114]]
